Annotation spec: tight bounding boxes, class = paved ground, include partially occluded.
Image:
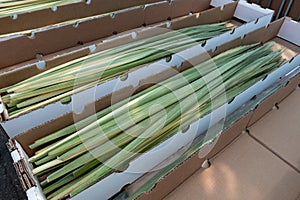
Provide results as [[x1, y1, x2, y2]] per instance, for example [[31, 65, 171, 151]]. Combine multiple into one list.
[[0, 129, 27, 200]]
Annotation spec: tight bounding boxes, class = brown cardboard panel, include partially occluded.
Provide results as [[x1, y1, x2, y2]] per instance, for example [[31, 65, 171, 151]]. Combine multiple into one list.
[[0, 14, 114, 69], [0, 23, 92, 69], [164, 134, 300, 200], [169, 2, 237, 30], [198, 2, 237, 24], [72, 15, 115, 43], [248, 73, 300, 126], [144, 1, 171, 25], [168, 14, 199, 29], [113, 8, 145, 34], [213, 37, 242, 56], [0, 47, 90, 88], [171, 0, 193, 18], [0, 58, 37, 75], [180, 49, 213, 70], [249, 89, 300, 170], [191, 0, 213, 13], [242, 18, 284, 45], [0, 63, 40, 89], [93, 34, 137, 53], [0, 0, 162, 35], [27, 16, 113, 51], [0, 36, 37, 69], [0, 3, 78, 34], [170, 0, 211, 19], [91, 19, 172, 53]]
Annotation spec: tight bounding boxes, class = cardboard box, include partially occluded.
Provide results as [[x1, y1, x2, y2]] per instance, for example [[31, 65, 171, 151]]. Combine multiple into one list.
[[3, 17, 299, 200], [106, 17, 300, 199], [0, 0, 274, 136]]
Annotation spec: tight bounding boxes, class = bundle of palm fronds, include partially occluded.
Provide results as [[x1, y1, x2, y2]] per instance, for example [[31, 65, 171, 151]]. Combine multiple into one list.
[[0, 22, 231, 119], [27, 42, 285, 200]]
